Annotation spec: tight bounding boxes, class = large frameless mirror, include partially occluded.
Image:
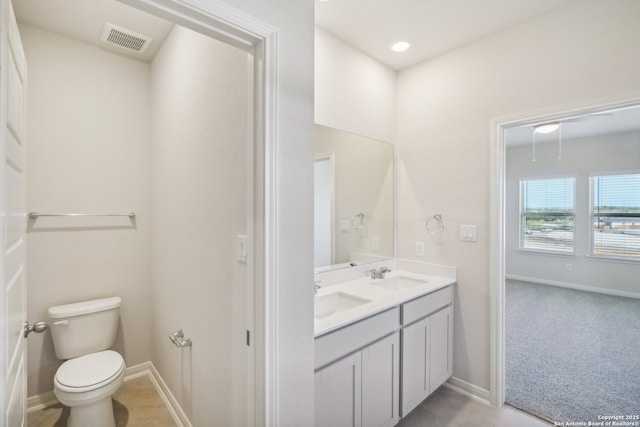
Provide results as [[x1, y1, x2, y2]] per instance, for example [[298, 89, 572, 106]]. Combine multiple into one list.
[[314, 124, 394, 273]]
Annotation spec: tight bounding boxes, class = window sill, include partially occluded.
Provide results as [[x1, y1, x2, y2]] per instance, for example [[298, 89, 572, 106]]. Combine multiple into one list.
[[516, 248, 577, 257], [586, 254, 640, 264]]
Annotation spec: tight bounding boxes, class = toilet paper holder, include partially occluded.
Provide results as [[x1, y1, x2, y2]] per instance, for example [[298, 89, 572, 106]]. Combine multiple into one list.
[[169, 329, 192, 348]]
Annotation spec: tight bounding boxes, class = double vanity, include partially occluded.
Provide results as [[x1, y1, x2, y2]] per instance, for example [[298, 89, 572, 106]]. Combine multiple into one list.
[[314, 259, 456, 427]]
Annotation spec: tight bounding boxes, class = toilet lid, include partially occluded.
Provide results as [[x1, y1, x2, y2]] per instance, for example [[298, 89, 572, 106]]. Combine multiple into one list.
[[56, 350, 124, 388]]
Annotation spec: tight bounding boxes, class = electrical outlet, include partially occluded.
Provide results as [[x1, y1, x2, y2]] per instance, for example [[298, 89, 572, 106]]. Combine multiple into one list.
[[372, 238, 380, 252], [416, 241, 425, 257], [565, 263, 572, 272]]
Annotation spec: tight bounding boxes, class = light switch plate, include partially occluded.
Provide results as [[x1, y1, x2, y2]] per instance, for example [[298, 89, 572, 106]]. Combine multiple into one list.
[[459, 225, 477, 242], [416, 241, 425, 257], [237, 234, 248, 262]]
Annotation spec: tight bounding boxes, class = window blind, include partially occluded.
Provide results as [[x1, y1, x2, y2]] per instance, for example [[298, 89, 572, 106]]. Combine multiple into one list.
[[591, 173, 640, 259], [520, 178, 575, 252]]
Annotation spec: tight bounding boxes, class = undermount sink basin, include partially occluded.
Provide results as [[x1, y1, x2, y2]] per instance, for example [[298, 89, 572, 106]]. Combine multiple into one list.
[[314, 292, 372, 319], [370, 275, 427, 291]]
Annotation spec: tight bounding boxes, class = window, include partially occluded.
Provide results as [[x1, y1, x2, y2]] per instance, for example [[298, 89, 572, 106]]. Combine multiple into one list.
[[520, 177, 575, 253], [590, 173, 640, 259]]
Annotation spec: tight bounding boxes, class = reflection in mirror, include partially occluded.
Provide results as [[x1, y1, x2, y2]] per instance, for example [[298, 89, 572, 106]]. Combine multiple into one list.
[[314, 125, 394, 273]]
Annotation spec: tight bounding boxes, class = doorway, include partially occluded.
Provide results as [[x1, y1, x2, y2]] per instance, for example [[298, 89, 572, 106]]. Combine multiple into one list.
[[3, 0, 278, 425], [490, 95, 640, 420]]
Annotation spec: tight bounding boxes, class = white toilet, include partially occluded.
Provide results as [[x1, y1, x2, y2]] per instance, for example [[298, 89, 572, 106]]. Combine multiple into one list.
[[48, 296, 126, 427]]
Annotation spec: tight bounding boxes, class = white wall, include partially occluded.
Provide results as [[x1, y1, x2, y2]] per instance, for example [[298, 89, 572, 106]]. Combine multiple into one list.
[[506, 131, 640, 296], [149, 25, 250, 426], [150, 0, 316, 423], [395, 0, 640, 392], [220, 2, 315, 424], [315, 27, 396, 143], [22, 25, 152, 396]]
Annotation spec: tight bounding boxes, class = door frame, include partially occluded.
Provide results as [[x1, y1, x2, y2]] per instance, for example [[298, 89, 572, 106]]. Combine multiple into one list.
[[118, 0, 278, 425], [489, 91, 640, 407]]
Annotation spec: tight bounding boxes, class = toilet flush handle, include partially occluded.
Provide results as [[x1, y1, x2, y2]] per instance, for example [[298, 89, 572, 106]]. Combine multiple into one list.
[[24, 321, 48, 338]]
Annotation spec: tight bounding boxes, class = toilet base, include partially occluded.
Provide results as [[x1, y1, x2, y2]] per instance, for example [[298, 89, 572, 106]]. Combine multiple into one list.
[[67, 397, 116, 427]]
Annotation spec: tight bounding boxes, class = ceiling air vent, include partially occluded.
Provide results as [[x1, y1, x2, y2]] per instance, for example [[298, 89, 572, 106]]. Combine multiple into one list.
[[101, 23, 152, 54]]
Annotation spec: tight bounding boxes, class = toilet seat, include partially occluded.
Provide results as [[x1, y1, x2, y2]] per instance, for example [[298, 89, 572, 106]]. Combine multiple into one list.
[[55, 350, 125, 393]]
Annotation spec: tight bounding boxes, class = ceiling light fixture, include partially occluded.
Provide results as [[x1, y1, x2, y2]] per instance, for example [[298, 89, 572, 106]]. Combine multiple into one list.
[[390, 41, 411, 52], [534, 122, 560, 134], [531, 121, 563, 162]]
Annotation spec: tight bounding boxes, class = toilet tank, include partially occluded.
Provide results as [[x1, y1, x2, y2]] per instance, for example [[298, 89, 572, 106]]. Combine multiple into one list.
[[48, 296, 122, 360]]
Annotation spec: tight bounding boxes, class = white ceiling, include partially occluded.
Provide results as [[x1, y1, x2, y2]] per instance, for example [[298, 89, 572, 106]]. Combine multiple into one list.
[[316, 0, 578, 71], [14, 0, 174, 62], [13, 0, 640, 139], [16, 0, 580, 69], [314, 0, 640, 144]]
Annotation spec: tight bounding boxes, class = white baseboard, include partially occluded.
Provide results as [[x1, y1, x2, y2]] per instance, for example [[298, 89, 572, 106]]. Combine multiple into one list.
[[444, 376, 491, 406], [506, 274, 640, 299], [143, 362, 193, 427], [26, 361, 192, 427], [26, 391, 58, 413]]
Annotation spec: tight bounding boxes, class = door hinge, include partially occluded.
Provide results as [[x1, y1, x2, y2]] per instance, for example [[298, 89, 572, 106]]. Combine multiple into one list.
[[246, 330, 250, 346]]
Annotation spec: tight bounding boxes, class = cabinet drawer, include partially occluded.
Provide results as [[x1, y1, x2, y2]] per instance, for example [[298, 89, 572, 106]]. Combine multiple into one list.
[[401, 286, 452, 325], [315, 307, 399, 370]]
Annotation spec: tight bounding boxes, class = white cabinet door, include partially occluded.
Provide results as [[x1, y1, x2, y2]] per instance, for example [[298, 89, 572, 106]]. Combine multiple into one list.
[[315, 352, 362, 427], [429, 305, 453, 393], [362, 333, 399, 427], [400, 304, 454, 418], [400, 317, 430, 417]]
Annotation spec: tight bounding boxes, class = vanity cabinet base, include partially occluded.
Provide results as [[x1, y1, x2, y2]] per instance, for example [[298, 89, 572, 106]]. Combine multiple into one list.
[[315, 333, 399, 427], [314, 282, 455, 426], [400, 304, 453, 417]]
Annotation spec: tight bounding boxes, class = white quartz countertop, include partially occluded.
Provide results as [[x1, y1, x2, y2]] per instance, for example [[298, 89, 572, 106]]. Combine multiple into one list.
[[314, 269, 455, 337]]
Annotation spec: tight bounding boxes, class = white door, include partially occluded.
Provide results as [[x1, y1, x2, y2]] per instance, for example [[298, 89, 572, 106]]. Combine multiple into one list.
[[1, 1, 28, 425]]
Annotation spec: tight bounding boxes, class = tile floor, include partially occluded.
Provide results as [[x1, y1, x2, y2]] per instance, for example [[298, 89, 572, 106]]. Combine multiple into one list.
[[28, 374, 178, 427], [398, 386, 552, 427], [28, 376, 550, 427]]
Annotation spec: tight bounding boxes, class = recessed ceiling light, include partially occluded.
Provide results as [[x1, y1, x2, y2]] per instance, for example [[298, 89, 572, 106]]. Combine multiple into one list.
[[390, 41, 411, 53]]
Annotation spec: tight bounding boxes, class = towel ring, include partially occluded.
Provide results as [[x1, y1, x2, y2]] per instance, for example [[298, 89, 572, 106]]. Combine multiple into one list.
[[426, 214, 445, 235]]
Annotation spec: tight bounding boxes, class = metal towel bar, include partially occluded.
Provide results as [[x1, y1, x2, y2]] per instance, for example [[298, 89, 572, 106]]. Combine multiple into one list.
[[29, 212, 135, 219]]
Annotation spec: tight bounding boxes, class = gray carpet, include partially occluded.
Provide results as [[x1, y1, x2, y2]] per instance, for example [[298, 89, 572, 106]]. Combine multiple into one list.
[[506, 279, 640, 424]]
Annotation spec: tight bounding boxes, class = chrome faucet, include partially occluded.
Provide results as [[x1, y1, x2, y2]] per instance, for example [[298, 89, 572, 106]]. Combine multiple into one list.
[[369, 267, 391, 279], [314, 281, 321, 295]]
